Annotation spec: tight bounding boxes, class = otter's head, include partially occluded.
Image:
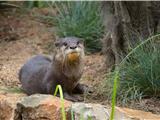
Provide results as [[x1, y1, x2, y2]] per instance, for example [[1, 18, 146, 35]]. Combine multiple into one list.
[[54, 37, 84, 65]]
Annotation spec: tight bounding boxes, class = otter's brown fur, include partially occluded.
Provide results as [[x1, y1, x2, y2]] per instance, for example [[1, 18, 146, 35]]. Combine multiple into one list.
[[19, 37, 86, 101]]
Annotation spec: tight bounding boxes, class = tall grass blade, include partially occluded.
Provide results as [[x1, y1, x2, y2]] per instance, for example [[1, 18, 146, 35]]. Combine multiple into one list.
[[54, 85, 66, 120], [71, 108, 74, 120], [110, 70, 119, 120]]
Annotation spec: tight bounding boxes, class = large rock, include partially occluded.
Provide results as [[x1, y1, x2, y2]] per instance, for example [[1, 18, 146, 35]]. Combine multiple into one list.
[[115, 107, 160, 120], [15, 94, 72, 120], [0, 87, 72, 120], [0, 88, 26, 120], [70, 103, 110, 120], [71, 103, 160, 120], [0, 87, 160, 120]]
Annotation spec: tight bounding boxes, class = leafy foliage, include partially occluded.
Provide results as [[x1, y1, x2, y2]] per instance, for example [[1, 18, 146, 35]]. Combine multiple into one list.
[[54, 1, 104, 52]]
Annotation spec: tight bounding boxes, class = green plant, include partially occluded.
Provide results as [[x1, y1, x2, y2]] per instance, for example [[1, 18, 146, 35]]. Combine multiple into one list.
[[119, 35, 160, 103], [53, 1, 104, 52], [23, 1, 48, 9], [71, 109, 74, 120], [54, 85, 66, 120], [106, 34, 160, 120], [54, 85, 93, 120], [110, 70, 119, 120]]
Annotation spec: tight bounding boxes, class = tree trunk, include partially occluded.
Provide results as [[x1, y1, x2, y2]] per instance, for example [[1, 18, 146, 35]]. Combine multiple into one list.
[[101, 1, 160, 71]]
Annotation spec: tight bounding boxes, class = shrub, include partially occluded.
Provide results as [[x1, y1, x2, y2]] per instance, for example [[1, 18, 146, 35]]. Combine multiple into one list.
[[54, 1, 104, 52], [102, 35, 160, 104], [119, 38, 160, 103]]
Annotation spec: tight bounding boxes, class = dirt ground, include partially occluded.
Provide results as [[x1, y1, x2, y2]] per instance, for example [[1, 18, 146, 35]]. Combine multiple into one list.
[[0, 8, 160, 115], [0, 8, 105, 98]]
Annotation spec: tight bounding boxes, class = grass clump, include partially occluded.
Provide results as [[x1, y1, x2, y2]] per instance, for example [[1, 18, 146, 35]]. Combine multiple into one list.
[[118, 36, 160, 103], [53, 1, 104, 52], [102, 34, 160, 105], [102, 35, 160, 120]]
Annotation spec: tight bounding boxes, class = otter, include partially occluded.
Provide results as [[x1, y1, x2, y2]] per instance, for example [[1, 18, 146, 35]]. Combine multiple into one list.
[[19, 37, 87, 101]]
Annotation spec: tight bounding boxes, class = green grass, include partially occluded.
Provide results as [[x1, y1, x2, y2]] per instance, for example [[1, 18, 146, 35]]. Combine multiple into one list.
[[53, 1, 104, 52], [54, 84, 94, 120], [71, 109, 74, 120], [54, 85, 66, 120], [33, 1, 104, 52], [23, 1, 49, 9], [118, 34, 160, 103], [110, 70, 119, 120], [108, 34, 160, 120]]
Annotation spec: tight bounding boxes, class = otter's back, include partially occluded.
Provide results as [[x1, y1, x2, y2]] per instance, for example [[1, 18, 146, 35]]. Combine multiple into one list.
[[19, 55, 51, 95]]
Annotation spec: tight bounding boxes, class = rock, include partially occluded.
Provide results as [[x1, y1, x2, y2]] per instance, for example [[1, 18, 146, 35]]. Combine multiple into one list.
[[0, 87, 72, 120], [15, 94, 72, 120], [0, 87, 160, 120], [0, 88, 25, 120], [115, 107, 160, 120], [70, 103, 110, 120], [70, 103, 160, 120]]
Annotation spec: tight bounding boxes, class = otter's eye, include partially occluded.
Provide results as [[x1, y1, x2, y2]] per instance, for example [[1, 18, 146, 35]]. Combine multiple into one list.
[[77, 41, 80, 45], [63, 42, 67, 46]]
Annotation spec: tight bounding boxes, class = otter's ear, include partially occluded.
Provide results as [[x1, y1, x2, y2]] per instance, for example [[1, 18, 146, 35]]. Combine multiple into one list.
[[55, 41, 60, 47], [79, 38, 84, 45]]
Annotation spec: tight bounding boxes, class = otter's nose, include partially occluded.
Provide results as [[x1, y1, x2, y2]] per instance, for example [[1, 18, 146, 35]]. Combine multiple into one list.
[[70, 46, 77, 49]]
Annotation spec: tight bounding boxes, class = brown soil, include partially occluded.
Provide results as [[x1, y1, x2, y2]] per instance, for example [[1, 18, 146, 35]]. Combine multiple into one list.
[[0, 8, 160, 115], [0, 8, 105, 97]]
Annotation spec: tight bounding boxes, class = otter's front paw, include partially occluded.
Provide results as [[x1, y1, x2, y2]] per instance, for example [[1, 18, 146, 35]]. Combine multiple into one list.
[[64, 93, 83, 102], [73, 83, 93, 94]]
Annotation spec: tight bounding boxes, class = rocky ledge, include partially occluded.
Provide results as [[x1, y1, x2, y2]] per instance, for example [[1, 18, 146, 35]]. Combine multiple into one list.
[[0, 88, 160, 120]]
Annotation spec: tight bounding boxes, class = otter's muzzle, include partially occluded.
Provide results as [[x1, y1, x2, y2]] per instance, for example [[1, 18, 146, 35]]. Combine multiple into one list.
[[67, 52, 80, 62]]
